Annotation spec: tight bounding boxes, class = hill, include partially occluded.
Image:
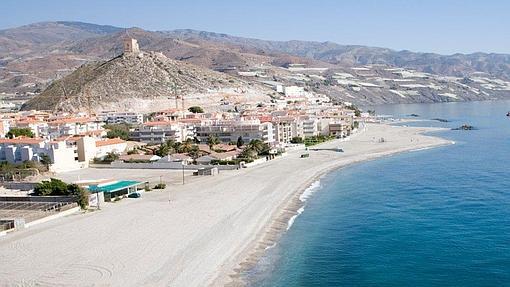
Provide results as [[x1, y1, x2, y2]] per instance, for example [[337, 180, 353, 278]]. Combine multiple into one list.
[[21, 50, 271, 113], [2, 21, 510, 106]]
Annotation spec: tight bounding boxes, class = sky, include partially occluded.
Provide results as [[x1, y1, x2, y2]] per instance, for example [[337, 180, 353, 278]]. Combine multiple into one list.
[[2, 0, 509, 55]]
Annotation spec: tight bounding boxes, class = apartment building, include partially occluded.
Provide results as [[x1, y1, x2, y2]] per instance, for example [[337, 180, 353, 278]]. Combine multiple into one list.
[[0, 137, 84, 172], [272, 116, 304, 143], [47, 117, 104, 138], [195, 119, 274, 144], [130, 121, 193, 144], [98, 111, 144, 125]]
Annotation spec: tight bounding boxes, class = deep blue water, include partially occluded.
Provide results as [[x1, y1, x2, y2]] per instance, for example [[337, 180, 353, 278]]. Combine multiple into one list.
[[248, 100, 510, 287]]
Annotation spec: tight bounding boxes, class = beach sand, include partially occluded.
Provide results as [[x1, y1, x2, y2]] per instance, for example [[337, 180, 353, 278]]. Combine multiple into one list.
[[0, 123, 452, 286]]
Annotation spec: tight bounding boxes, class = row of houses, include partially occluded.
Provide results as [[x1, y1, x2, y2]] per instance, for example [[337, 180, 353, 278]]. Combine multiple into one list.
[[0, 136, 126, 172], [0, 102, 355, 172], [129, 111, 353, 146]]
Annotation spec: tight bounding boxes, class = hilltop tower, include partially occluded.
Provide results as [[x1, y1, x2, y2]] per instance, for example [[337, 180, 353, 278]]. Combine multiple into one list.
[[123, 37, 140, 54]]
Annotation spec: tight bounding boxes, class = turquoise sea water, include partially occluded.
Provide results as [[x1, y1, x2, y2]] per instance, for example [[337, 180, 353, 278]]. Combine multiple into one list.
[[248, 100, 510, 287]]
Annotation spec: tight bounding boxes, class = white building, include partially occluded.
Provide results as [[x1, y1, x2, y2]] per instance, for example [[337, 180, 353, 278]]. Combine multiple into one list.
[[0, 137, 85, 172], [47, 118, 104, 139], [272, 117, 304, 143], [195, 119, 274, 144], [283, 86, 305, 97], [130, 121, 193, 144], [99, 111, 144, 125], [93, 138, 127, 158], [12, 119, 48, 138]]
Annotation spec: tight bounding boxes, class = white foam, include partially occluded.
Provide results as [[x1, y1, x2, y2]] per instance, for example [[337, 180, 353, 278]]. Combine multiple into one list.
[[299, 180, 321, 202], [285, 180, 323, 231], [287, 206, 305, 230], [264, 242, 277, 250]]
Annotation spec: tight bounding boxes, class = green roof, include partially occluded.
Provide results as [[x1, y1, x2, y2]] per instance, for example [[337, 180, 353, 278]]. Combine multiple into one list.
[[87, 180, 142, 193]]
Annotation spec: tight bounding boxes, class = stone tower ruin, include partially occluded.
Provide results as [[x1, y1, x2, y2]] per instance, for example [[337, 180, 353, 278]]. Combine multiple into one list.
[[123, 37, 140, 54]]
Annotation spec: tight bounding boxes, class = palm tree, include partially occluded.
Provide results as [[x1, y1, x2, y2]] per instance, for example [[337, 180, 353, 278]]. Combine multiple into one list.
[[246, 139, 270, 156], [188, 145, 200, 159], [207, 135, 220, 150], [182, 138, 194, 153]]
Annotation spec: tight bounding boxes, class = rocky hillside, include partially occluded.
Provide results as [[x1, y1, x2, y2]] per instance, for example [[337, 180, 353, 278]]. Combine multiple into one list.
[[170, 30, 510, 81], [21, 51, 271, 113], [2, 21, 510, 107]]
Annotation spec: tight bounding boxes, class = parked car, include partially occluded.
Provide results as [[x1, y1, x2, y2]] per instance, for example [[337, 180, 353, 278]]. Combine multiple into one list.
[[128, 192, 141, 198]]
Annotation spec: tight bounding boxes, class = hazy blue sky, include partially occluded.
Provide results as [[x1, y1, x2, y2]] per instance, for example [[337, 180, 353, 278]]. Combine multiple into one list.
[[2, 0, 509, 55]]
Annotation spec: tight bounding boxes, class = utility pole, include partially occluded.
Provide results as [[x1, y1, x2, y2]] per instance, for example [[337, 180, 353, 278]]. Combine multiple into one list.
[[96, 191, 101, 210], [182, 164, 185, 185]]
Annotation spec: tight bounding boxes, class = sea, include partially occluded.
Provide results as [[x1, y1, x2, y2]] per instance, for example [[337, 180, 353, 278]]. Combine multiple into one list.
[[246, 100, 510, 287]]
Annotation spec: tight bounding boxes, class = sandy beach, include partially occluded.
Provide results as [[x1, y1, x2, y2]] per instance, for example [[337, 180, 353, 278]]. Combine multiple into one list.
[[0, 123, 452, 287]]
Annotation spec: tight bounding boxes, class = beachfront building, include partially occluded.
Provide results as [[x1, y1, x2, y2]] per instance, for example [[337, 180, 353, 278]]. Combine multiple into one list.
[[272, 116, 304, 143], [98, 111, 144, 125], [75, 136, 127, 163], [328, 120, 353, 138], [129, 121, 193, 144], [0, 137, 46, 163], [303, 117, 320, 137], [94, 138, 127, 158], [0, 137, 85, 172], [195, 119, 274, 144]]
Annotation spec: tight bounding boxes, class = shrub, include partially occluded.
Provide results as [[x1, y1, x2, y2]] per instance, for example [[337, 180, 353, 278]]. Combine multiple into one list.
[[104, 123, 131, 140], [6, 127, 34, 139], [290, 137, 304, 144], [33, 179, 89, 209], [154, 183, 166, 189], [188, 106, 204, 113]]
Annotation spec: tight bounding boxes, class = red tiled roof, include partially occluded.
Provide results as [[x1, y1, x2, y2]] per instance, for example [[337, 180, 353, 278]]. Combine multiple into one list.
[[48, 117, 96, 125], [0, 137, 44, 145], [95, 138, 126, 147], [178, 118, 202, 123], [15, 119, 45, 125], [144, 121, 177, 127]]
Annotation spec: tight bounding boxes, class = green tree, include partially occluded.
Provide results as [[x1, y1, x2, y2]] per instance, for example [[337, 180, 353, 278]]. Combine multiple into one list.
[[290, 136, 304, 144], [103, 152, 119, 163], [247, 139, 269, 154], [33, 178, 69, 196], [188, 145, 200, 159], [104, 124, 131, 140], [67, 183, 89, 209], [239, 147, 258, 160], [236, 136, 244, 148], [39, 153, 51, 171], [188, 106, 204, 113], [6, 128, 34, 139], [240, 139, 271, 160], [33, 179, 88, 209], [156, 144, 170, 157], [180, 138, 194, 153], [207, 135, 220, 149]]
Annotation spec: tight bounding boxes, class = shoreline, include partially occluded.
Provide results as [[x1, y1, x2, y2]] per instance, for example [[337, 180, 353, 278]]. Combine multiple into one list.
[[0, 124, 453, 287], [221, 125, 453, 286]]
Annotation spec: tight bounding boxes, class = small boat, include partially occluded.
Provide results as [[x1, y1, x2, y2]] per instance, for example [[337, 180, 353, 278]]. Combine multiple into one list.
[[506, 112, 510, 117]]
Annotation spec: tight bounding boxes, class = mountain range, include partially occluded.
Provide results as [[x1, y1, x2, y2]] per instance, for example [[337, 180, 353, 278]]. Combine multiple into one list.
[[1, 21, 510, 110]]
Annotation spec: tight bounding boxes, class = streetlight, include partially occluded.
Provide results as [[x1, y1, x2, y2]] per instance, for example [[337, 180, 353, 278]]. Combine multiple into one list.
[[182, 164, 185, 185]]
